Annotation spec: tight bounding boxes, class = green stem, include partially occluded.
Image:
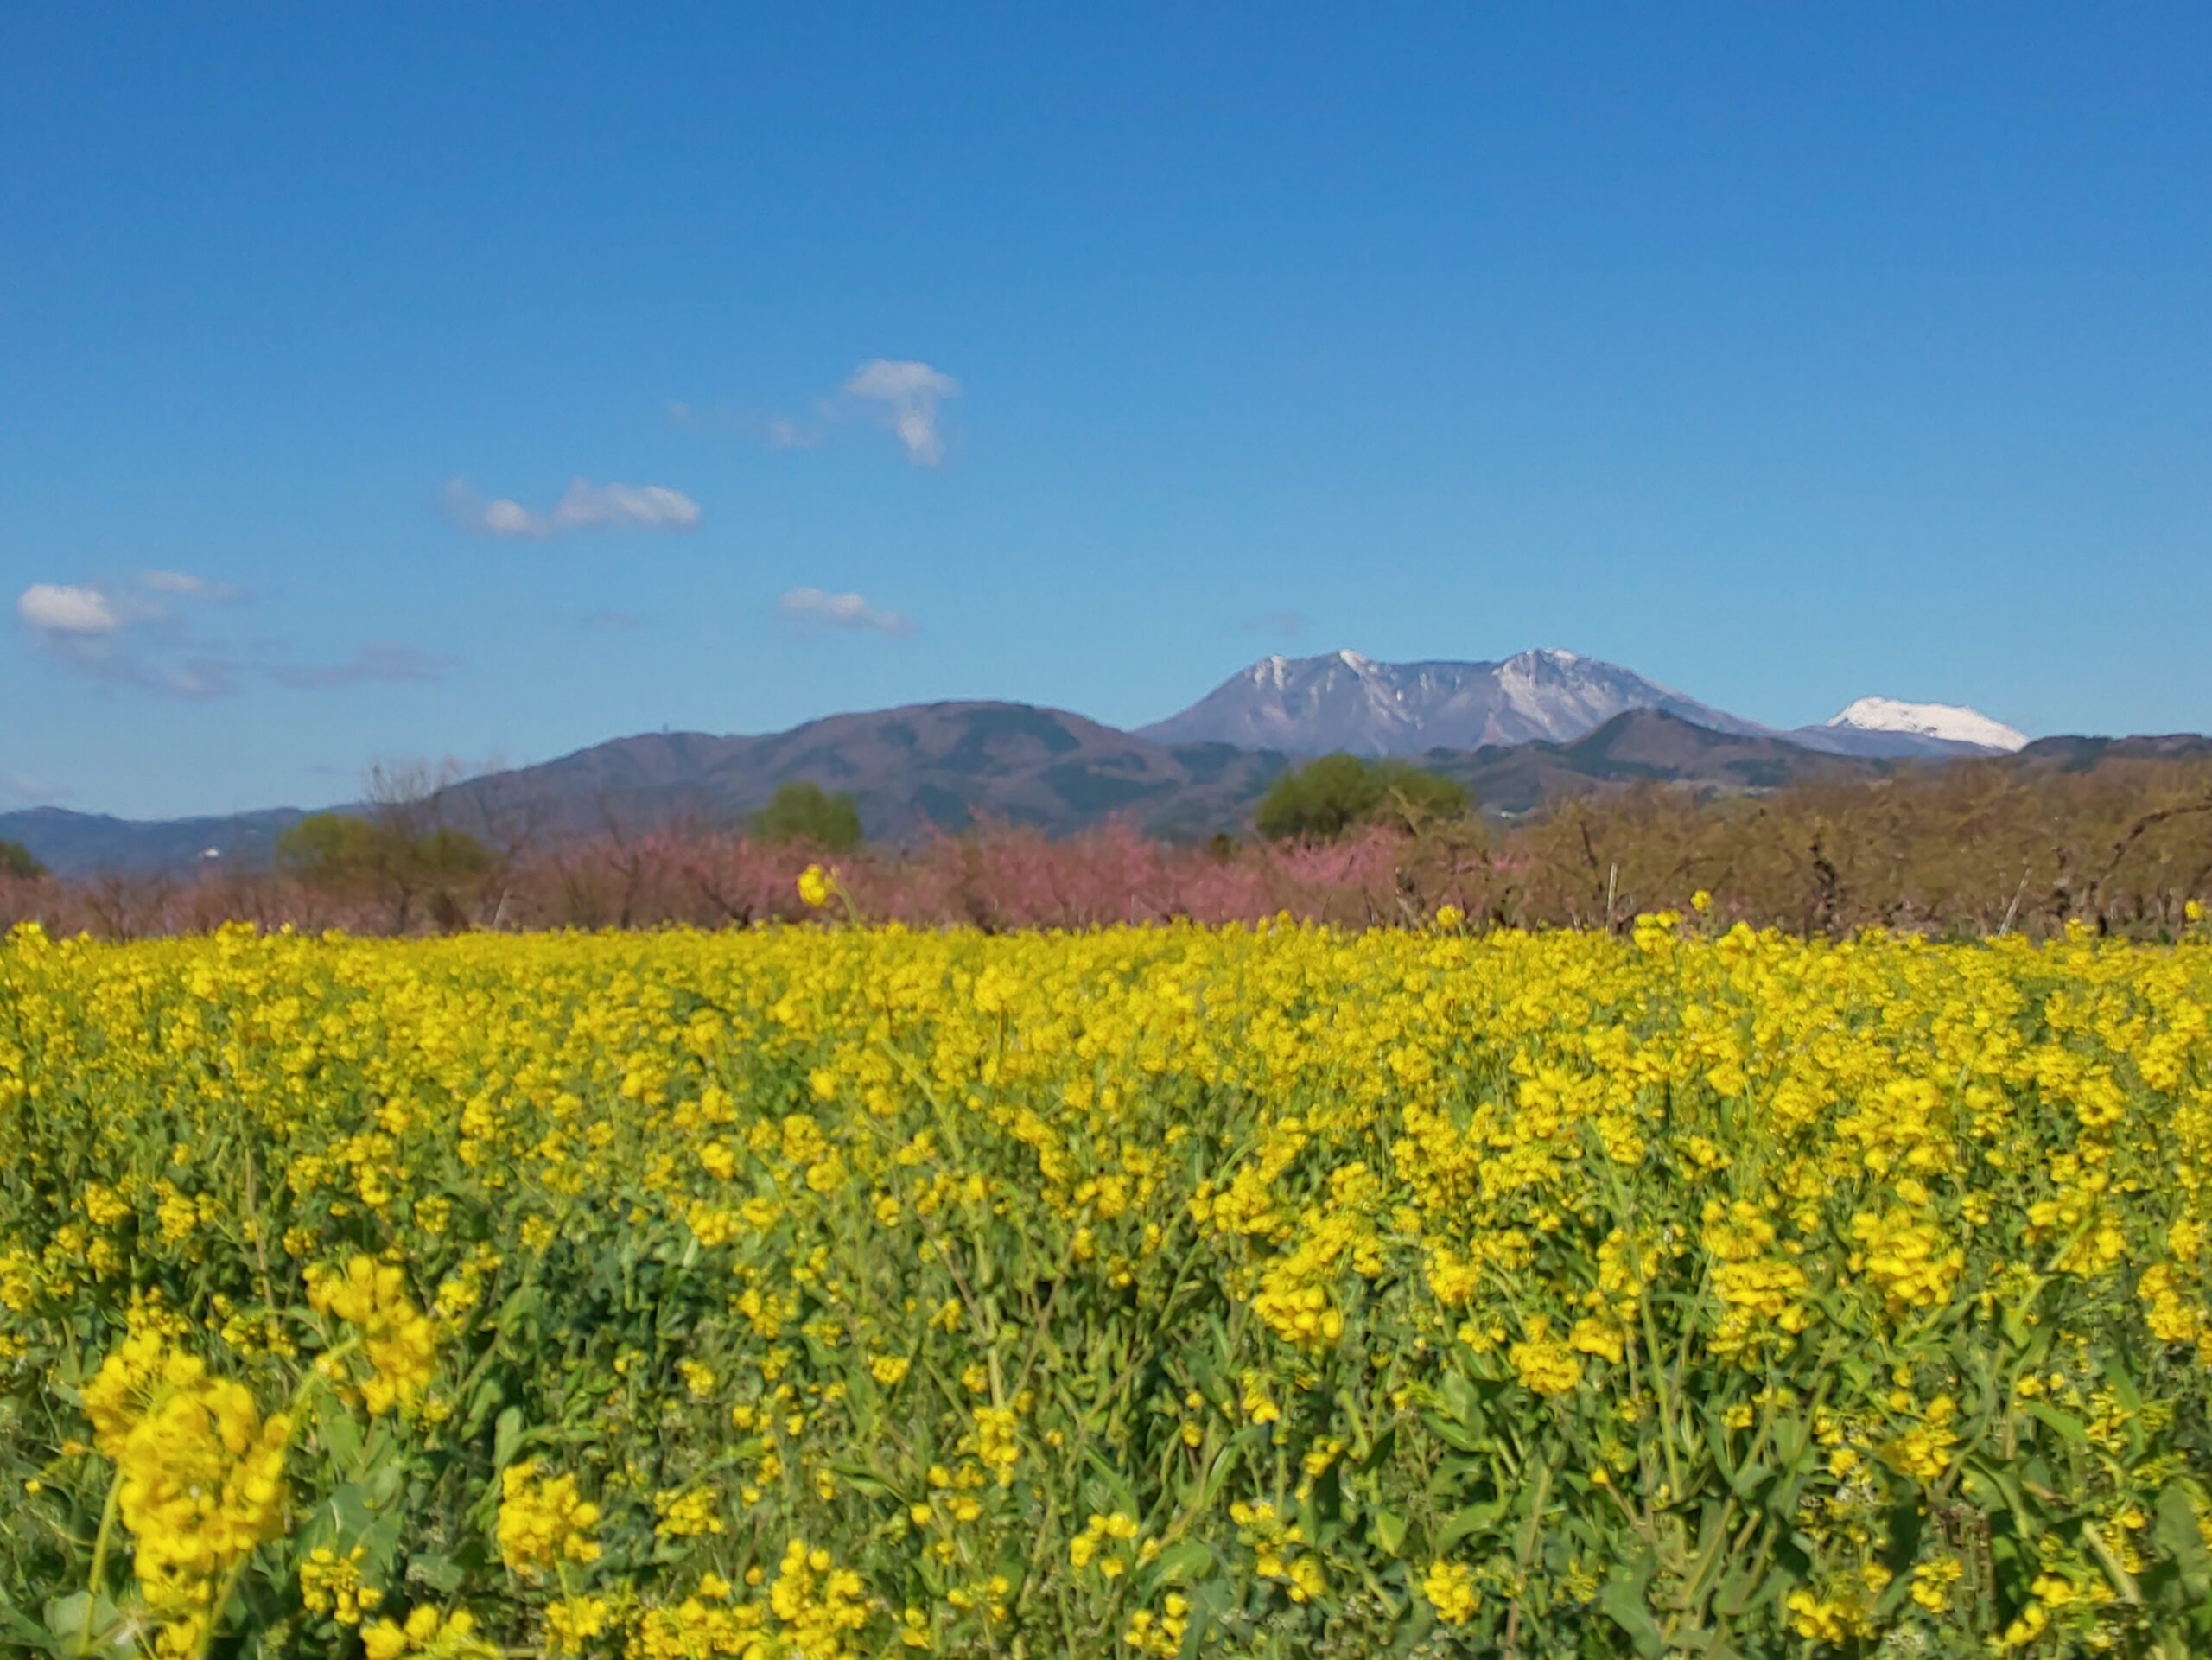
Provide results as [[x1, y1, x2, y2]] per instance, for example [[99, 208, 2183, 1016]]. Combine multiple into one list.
[[190, 1551, 253, 1660], [74, 1471, 121, 1656]]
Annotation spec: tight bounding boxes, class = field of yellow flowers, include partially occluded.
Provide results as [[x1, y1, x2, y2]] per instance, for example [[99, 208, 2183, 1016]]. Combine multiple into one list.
[[3, 913, 2210, 1657]]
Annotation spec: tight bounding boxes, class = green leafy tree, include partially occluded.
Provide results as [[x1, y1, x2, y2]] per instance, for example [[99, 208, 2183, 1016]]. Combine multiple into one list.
[[277, 811, 492, 932], [1255, 754, 1472, 842], [751, 781, 864, 853], [0, 838, 44, 880]]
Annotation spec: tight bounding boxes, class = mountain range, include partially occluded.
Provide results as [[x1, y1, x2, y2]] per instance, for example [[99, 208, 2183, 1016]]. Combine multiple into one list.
[[0, 648, 2122, 877], [1140, 648, 2026, 759]]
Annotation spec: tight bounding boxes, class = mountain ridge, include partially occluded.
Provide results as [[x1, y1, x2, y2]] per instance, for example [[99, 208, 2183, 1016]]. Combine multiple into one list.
[[4, 650, 2161, 878]]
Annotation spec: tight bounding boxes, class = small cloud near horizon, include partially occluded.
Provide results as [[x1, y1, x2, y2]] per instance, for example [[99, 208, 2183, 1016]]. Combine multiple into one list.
[[267, 641, 461, 691], [1240, 609, 1308, 638], [141, 569, 245, 601], [18, 575, 451, 700], [580, 606, 646, 633], [0, 770, 72, 807], [17, 576, 234, 696], [779, 587, 916, 639], [445, 477, 702, 537]]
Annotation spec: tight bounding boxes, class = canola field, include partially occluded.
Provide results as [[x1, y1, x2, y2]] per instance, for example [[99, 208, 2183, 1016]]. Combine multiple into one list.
[[2, 914, 2210, 1658]]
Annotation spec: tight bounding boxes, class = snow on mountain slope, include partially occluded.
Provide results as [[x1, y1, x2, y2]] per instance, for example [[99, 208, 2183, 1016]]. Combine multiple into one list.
[[1140, 648, 1768, 756], [1823, 696, 2027, 754]]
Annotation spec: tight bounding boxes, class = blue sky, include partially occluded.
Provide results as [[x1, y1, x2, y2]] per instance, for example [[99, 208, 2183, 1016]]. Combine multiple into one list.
[[4, 5, 2208, 817]]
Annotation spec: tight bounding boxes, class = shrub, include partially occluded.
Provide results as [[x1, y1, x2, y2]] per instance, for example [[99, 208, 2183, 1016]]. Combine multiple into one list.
[[749, 781, 865, 853], [1255, 753, 1471, 840]]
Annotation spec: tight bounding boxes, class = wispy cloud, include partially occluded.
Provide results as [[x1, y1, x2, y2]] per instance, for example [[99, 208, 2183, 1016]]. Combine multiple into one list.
[[140, 569, 245, 601], [779, 588, 916, 639], [17, 574, 451, 699], [1241, 609, 1308, 639], [267, 641, 461, 690], [764, 415, 825, 451], [683, 358, 962, 466], [445, 477, 702, 538], [842, 359, 959, 465], [0, 771, 71, 807], [17, 576, 222, 696], [579, 606, 645, 633]]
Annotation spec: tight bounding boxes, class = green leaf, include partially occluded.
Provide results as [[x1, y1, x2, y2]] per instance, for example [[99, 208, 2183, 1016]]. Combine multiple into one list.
[[2026, 1402, 2089, 1446], [1727, 1460, 1772, 1499], [463, 1377, 507, 1440], [2153, 1484, 2211, 1590], [37, 1590, 122, 1653], [1371, 1509, 1407, 1555], [1439, 1369, 1479, 1430], [1440, 1498, 1508, 1551], [1425, 1414, 1486, 1454], [407, 1554, 466, 1594], [1599, 1549, 1667, 1659], [1699, 1404, 1738, 1488], [1146, 1541, 1216, 1587], [1963, 1454, 2033, 1533], [493, 1405, 525, 1472], [317, 1401, 364, 1470], [322, 1481, 375, 1540]]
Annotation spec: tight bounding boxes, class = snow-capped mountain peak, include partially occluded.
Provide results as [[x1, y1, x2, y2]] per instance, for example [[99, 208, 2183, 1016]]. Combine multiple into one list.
[[1141, 648, 1764, 755], [1824, 697, 2027, 754]]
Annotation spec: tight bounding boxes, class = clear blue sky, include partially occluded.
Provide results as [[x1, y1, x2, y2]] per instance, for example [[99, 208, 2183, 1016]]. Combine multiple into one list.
[[4, 5, 2208, 817]]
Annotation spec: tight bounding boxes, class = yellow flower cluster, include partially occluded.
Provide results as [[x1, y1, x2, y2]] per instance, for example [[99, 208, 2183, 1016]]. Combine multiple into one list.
[[361, 1605, 494, 1660], [1229, 1499, 1327, 1601], [1422, 1558, 1481, 1625], [304, 1254, 438, 1415], [80, 1332, 291, 1657], [1066, 1510, 1141, 1576], [4, 917, 2210, 1655], [496, 1459, 603, 1576], [1506, 1317, 1583, 1396], [299, 1544, 381, 1625]]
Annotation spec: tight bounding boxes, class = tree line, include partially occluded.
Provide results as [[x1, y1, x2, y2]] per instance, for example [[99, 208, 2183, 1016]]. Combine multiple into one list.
[[4, 752, 2209, 939]]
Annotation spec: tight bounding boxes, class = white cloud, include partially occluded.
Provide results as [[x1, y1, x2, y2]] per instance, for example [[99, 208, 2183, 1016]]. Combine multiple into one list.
[[18, 576, 241, 697], [683, 359, 962, 464], [779, 588, 916, 639], [18, 582, 122, 636], [0, 771, 70, 806], [18, 574, 451, 700], [140, 569, 243, 600], [842, 359, 960, 465], [268, 641, 460, 690], [447, 477, 702, 538], [764, 416, 824, 451]]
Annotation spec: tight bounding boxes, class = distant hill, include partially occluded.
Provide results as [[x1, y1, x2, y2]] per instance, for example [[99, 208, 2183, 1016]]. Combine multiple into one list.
[[2012, 734, 2212, 771], [0, 805, 307, 878], [3, 702, 1911, 875], [3, 650, 2186, 878], [1426, 709, 1891, 816], [443, 701, 1287, 846]]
